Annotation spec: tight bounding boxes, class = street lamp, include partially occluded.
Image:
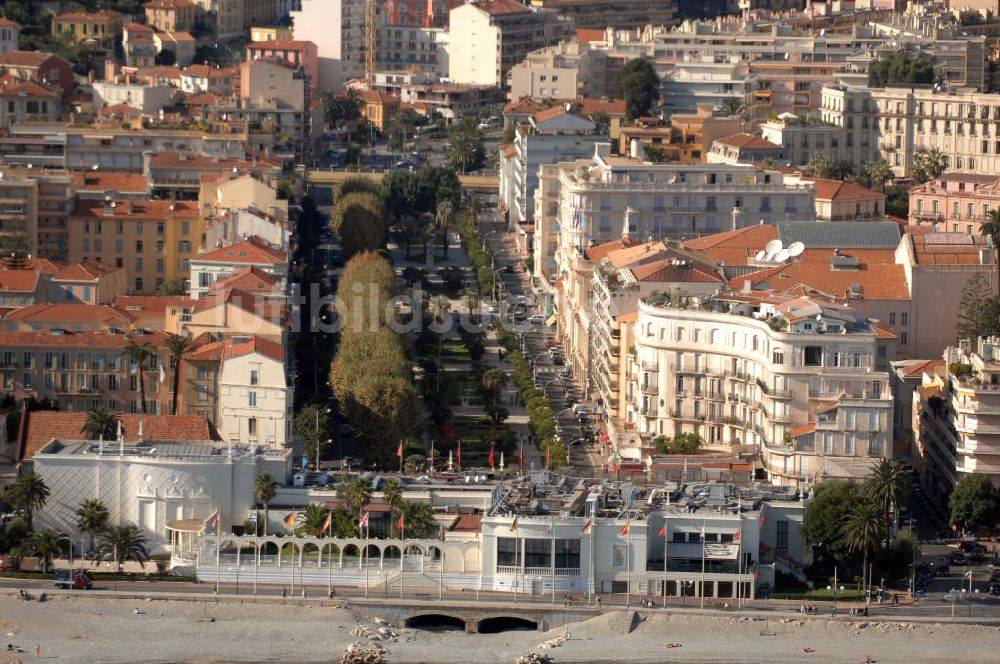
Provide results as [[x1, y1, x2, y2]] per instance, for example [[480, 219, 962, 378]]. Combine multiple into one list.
[[314, 407, 331, 470], [228, 566, 240, 595], [827, 583, 844, 614]]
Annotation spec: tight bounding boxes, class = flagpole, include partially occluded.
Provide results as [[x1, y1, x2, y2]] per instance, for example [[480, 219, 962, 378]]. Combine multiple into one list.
[[215, 508, 220, 595], [589, 520, 595, 606], [662, 516, 668, 608], [400, 518, 404, 599], [626, 521, 631, 607], [550, 520, 556, 605], [364, 521, 369, 598], [700, 519, 706, 610], [513, 531, 518, 604]]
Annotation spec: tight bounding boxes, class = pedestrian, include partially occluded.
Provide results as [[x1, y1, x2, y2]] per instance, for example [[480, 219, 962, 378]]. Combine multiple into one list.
[[596, 596, 601, 608], [302, 587, 307, 599], [281, 587, 287, 598], [34, 644, 39, 658]]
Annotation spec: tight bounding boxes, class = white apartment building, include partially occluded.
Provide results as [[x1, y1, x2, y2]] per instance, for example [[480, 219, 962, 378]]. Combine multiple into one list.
[[913, 338, 1000, 499], [508, 40, 609, 100], [291, 0, 365, 89], [0, 18, 20, 54], [217, 336, 292, 448], [760, 117, 844, 167], [33, 438, 292, 554], [189, 236, 288, 299], [448, 1, 573, 88], [624, 293, 895, 486], [378, 25, 448, 77], [90, 80, 179, 113], [661, 62, 748, 118], [538, 143, 814, 287]]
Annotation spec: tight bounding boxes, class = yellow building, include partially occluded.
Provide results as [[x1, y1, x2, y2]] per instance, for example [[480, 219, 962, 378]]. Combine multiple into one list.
[[250, 26, 294, 43], [68, 199, 201, 295], [51, 10, 124, 43]]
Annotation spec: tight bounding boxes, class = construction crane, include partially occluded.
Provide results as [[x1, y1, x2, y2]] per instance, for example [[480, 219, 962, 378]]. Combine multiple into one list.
[[365, 0, 378, 86]]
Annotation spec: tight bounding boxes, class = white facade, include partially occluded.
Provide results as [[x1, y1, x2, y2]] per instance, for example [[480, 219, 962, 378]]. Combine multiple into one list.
[[0, 21, 19, 54], [218, 348, 292, 448], [291, 0, 363, 90], [33, 439, 291, 554], [90, 81, 178, 113], [189, 252, 288, 299], [203, 208, 292, 252], [661, 62, 747, 117]]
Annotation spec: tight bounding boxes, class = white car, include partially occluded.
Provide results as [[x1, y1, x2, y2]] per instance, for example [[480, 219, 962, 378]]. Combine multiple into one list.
[[527, 314, 546, 324]]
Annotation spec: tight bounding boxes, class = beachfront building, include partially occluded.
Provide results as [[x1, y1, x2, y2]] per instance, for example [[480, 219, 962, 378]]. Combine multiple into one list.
[[912, 338, 1000, 500], [906, 173, 1000, 235]]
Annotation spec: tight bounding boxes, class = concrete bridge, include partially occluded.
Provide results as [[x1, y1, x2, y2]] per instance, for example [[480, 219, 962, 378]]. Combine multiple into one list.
[[356, 598, 598, 633], [305, 169, 498, 193]]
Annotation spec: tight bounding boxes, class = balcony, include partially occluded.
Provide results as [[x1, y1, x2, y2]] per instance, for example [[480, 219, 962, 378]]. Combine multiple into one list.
[[756, 378, 793, 399], [639, 382, 659, 395]]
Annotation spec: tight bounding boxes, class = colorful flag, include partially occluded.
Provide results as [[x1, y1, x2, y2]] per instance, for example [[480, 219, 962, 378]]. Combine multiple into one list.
[[581, 518, 593, 535], [359, 512, 369, 530], [212, 512, 221, 529], [509, 516, 518, 531], [283, 512, 295, 527], [158, 363, 166, 384], [397, 440, 403, 458], [549, 519, 557, 536], [519, 444, 524, 469], [489, 442, 495, 467], [964, 570, 973, 580], [249, 510, 258, 526], [734, 525, 742, 542], [658, 525, 666, 538], [620, 520, 630, 536], [457, 441, 462, 469], [397, 513, 405, 535], [758, 506, 766, 530], [322, 512, 332, 534]]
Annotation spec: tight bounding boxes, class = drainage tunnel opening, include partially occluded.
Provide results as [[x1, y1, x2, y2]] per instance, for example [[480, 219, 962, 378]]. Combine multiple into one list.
[[477, 616, 538, 633], [404, 614, 466, 631]]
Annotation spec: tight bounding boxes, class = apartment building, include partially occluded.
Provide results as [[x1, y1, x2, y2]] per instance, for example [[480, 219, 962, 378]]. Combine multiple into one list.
[[48, 261, 126, 305], [185, 335, 292, 447], [146, 0, 198, 32], [0, 329, 173, 414], [180, 287, 286, 342], [913, 339, 1000, 498], [529, 0, 677, 30], [3, 303, 138, 333], [123, 23, 157, 68], [51, 10, 124, 42], [661, 62, 747, 118], [246, 40, 318, 88], [68, 199, 202, 294], [0, 81, 60, 130], [377, 25, 448, 77], [0, 51, 74, 101], [508, 39, 611, 100], [499, 107, 602, 224], [0, 18, 19, 54], [503, 96, 627, 141], [535, 143, 814, 287], [627, 292, 894, 485], [203, 171, 288, 222], [619, 107, 742, 165], [393, 80, 496, 121], [189, 236, 287, 298], [91, 80, 179, 114], [64, 126, 249, 173], [816, 84, 882, 169], [192, 0, 275, 40], [0, 166, 74, 260], [290, 0, 366, 89], [0, 270, 44, 308], [448, 0, 574, 88], [144, 152, 282, 200], [707, 134, 785, 165], [907, 172, 1000, 234], [759, 117, 845, 167]]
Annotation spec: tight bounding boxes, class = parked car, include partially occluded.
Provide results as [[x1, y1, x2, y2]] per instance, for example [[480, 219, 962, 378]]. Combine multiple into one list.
[[527, 314, 546, 324], [54, 569, 92, 590]]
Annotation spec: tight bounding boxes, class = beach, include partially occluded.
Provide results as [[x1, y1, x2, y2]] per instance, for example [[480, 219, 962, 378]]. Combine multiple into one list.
[[2, 593, 1000, 664]]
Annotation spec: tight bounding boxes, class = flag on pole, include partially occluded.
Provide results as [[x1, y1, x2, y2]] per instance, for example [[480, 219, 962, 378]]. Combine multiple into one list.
[[519, 443, 524, 469], [509, 516, 518, 531], [322, 512, 332, 535], [700, 525, 706, 540], [212, 512, 221, 529], [359, 512, 369, 530], [964, 570, 973, 580], [397, 441, 403, 458], [549, 519, 557, 536], [283, 512, 295, 527], [581, 518, 593, 534], [658, 525, 666, 538], [457, 440, 462, 470], [249, 510, 258, 526], [734, 524, 742, 542], [489, 442, 495, 468], [619, 520, 630, 536], [397, 513, 405, 536], [430, 440, 435, 469]]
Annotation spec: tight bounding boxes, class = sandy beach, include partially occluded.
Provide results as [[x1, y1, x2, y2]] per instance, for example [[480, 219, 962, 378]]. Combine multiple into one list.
[[2, 593, 1000, 664]]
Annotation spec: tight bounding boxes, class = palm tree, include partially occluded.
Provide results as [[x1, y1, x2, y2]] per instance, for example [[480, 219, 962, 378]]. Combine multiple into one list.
[[122, 339, 158, 414], [864, 459, 911, 547], [461, 287, 481, 316], [297, 504, 328, 537], [26, 529, 64, 573], [395, 500, 438, 539], [381, 477, 403, 511], [481, 368, 509, 406], [840, 500, 884, 588], [96, 524, 149, 570], [718, 95, 745, 118], [253, 473, 279, 536], [82, 407, 118, 441], [339, 476, 372, 521], [331, 510, 359, 538], [164, 333, 192, 415], [5, 471, 50, 529], [435, 199, 454, 260], [862, 159, 894, 192], [921, 147, 947, 180], [76, 498, 110, 554], [980, 209, 1000, 296]]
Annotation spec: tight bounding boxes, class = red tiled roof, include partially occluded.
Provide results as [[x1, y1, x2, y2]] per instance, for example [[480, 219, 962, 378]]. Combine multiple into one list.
[[20, 411, 219, 461], [532, 105, 591, 125], [504, 96, 625, 117], [0, 269, 40, 293], [714, 132, 782, 151], [71, 199, 199, 220], [0, 51, 62, 68], [901, 359, 945, 377], [248, 40, 313, 50], [575, 28, 605, 44], [51, 260, 119, 282], [0, 18, 20, 28], [145, 0, 196, 8], [72, 171, 148, 193], [54, 10, 122, 21], [209, 266, 281, 292], [450, 514, 482, 532], [471, 0, 533, 16], [5, 303, 135, 325], [791, 424, 815, 437], [0, 329, 169, 348], [629, 258, 723, 284], [584, 237, 638, 261], [113, 294, 192, 314], [0, 80, 58, 98], [187, 334, 284, 363], [738, 257, 910, 300], [196, 237, 286, 264], [802, 177, 882, 201]]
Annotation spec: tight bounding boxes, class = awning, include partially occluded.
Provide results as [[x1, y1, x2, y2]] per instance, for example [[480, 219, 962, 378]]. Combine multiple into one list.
[[546, 315, 557, 326]]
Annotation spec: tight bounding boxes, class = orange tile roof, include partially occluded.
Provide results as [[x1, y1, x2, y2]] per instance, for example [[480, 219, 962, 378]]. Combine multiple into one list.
[[575, 28, 605, 44], [615, 311, 638, 323], [629, 258, 723, 284], [790, 424, 815, 437], [0, 329, 169, 349], [191, 288, 285, 321], [22, 259, 62, 275], [209, 266, 281, 291], [145, 0, 196, 9], [113, 294, 193, 314], [803, 177, 882, 201], [20, 411, 219, 461], [0, 270, 40, 293], [196, 237, 286, 265], [51, 259, 119, 282], [907, 232, 985, 266], [72, 171, 148, 193], [874, 322, 897, 339], [0, 18, 20, 28], [54, 10, 122, 21], [0, 51, 63, 68], [714, 133, 782, 151], [472, 0, 533, 15], [737, 257, 910, 300], [187, 334, 284, 363], [148, 152, 281, 170], [5, 303, 136, 325], [0, 80, 58, 97], [504, 96, 625, 117], [901, 358, 945, 377], [584, 237, 638, 261], [682, 225, 778, 265], [248, 40, 314, 50], [450, 514, 482, 532], [71, 199, 199, 220]]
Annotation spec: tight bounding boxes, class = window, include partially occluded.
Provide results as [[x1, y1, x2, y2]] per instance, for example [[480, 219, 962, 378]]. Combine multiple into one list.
[[803, 346, 822, 366], [136, 240, 143, 252], [612, 543, 628, 568], [823, 431, 832, 454], [179, 241, 192, 253], [250, 369, 259, 386], [524, 538, 551, 567], [135, 222, 143, 235], [496, 537, 518, 567], [900, 312, 908, 326], [197, 385, 207, 402], [772, 350, 784, 365], [135, 258, 143, 271], [889, 312, 895, 325], [115, 239, 124, 253], [135, 277, 143, 291], [156, 222, 165, 236], [248, 417, 257, 437], [248, 391, 257, 407], [901, 332, 908, 345], [776, 521, 788, 554], [868, 433, 880, 456]]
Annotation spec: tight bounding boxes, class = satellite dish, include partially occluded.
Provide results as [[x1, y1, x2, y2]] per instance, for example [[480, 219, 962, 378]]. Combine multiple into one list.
[[787, 241, 805, 257], [754, 250, 766, 261], [765, 239, 783, 255], [775, 248, 790, 263]]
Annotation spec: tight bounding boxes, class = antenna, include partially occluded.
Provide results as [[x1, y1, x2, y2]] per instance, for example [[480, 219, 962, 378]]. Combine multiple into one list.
[[764, 239, 783, 261], [754, 250, 765, 261], [775, 248, 790, 263], [787, 241, 805, 257]]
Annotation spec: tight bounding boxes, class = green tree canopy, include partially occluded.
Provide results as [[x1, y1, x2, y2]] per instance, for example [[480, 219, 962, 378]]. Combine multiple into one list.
[[616, 57, 660, 120], [331, 192, 386, 258], [97, 524, 149, 569], [949, 474, 1000, 532], [956, 273, 1000, 340], [801, 480, 860, 563], [4, 471, 50, 529], [295, 403, 331, 467], [868, 51, 935, 88], [447, 119, 485, 173], [76, 498, 110, 553]]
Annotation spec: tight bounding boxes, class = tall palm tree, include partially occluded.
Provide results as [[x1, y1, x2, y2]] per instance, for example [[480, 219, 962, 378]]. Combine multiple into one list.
[[481, 368, 509, 406], [296, 504, 328, 537], [164, 333, 192, 415], [76, 498, 110, 554], [82, 407, 118, 441], [980, 209, 1000, 297], [253, 473, 279, 536], [864, 459, 911, 546], [26, 529, 64, 573], [339, 476, 372, 522], [718, 95, 745, 118], [122, 339, 158, 414], [435, 199, 454, 260], [97, 524, 149, 570], [840, 500, 884, 588], [461, 287, 481, 316], [381, 477, 403, 511], [921, 147, 947, 180], [6, 471, 50, 529], [862, 159, 894, 192]]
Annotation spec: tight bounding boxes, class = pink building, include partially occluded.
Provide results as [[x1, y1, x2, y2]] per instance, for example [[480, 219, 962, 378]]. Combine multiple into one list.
[[908, 173, 1000, 235], [385, 0, 451, 27], [246, 40, 318, 89]]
